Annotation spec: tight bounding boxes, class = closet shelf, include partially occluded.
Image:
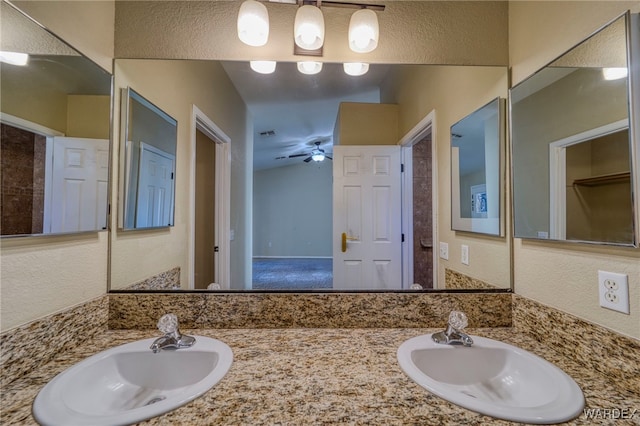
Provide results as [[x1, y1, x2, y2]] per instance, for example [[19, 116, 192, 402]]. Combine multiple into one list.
[[572, 171, 630, 187]]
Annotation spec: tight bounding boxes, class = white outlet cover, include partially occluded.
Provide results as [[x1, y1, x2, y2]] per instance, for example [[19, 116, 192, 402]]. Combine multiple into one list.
[[598, 270, 630, 314]]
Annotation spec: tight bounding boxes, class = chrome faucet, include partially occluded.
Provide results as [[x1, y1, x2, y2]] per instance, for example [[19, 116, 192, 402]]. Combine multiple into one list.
[[432, 311, 474, 347], [150, 313, 196, 353]]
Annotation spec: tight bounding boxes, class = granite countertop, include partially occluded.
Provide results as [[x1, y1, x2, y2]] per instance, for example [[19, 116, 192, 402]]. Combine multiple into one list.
[[3, 328, 638, 425]]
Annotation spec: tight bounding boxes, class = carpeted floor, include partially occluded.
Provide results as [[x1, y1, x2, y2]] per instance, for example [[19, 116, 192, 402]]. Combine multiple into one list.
[[252, 258, 333, 290]]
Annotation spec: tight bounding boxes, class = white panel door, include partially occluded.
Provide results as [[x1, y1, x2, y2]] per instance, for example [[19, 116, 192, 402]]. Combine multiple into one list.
[[333, 145, 402, 289], [49, 137, 108, 233], [136, 142, 175, 227]]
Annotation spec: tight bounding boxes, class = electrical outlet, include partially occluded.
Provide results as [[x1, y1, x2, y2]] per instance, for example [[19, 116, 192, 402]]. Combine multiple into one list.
[[439, 242, 449, 260], [598, 270, 629, 314], [461, 245, 469, 265]]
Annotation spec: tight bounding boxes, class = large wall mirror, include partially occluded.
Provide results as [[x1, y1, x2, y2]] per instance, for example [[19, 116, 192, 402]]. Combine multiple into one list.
[[109, 59, 511, 292], [451, 97, 505, 236], [510, 13, 638, 246], [119, 87, 177, 230], [0, 1, 112, 237]]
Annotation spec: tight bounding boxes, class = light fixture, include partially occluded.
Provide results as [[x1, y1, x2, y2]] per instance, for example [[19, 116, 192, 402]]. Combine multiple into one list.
[[311, 150, 325, 162], [294, 5, 325, 50], [297, 61, 322, 75], [237, 0, 270, 47], [348, 9, 379, 53], [0, 51, 29, 66], [602, 67, 628, 81], [343, 62, 369, 76], [250, 60, 277, 74]]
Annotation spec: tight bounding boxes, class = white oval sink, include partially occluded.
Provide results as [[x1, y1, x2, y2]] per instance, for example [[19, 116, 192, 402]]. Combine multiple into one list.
[[397, 334, 584, 424], [33, 336, 233, 426]]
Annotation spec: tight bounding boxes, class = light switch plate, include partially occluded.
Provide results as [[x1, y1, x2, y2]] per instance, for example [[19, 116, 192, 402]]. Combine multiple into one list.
[[461, 245, 469, 265], [439, 242, 449, 260]]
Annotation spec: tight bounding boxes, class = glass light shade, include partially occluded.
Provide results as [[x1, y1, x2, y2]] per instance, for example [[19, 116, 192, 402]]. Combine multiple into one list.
[[343, 62, 369, 76], [297, 61, 323, 75], [311, 152, 325, 162], [294, 5, 325, 50], [237, 0, 269, 47], [602, 67, 628, 80], [250, 60, 277, 74], [348, 9, 379, 53], [0, 51, 28, 66]]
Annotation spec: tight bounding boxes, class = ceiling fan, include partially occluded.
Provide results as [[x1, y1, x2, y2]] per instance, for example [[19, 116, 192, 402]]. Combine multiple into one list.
[[288, 141, 333, 163]]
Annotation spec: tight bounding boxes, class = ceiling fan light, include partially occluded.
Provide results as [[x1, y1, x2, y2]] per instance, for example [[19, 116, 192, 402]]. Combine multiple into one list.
[[294, 5, 325, 50], [297, 61, 322, 75], [237, 0, 270, 47], [349, 9, 379, 53], [250, 60, 277, 74], [311, 152, 325, 162], [344, 62, 369, 76]]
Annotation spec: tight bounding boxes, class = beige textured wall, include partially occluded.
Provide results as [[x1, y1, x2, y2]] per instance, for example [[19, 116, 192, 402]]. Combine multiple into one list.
[[110, 59, 251, 290], [1, 234, 108, 332], [114, 1, 508, 66], [1, 1, 114, 332], [0, 78, 68, 133], [510, 1, 640, 339], [11, 0, 114, 72], [66, 95, 111, 139], [381, 65, 510, 289], [335, 103, 398, 146]]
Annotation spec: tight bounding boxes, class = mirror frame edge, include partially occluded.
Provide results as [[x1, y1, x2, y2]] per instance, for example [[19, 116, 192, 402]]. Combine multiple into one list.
[[508, 11, 640, 249], [450, 96, 507, 238], [0, 0, 114, 241], [116, 86, 178, 232]]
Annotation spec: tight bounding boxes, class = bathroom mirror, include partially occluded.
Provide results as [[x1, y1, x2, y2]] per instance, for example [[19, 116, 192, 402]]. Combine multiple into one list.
[[510, 13, 637, 246], [0, 1, 112, 237], [119, 87, 177, 230], [109, 59, 511, 292], [451, 97, 504, 236]]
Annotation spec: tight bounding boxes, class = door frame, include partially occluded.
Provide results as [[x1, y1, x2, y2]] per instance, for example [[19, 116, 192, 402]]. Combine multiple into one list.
[[548, 119, 628, 240], [189, 105, 231, 289], [398, 110, 437, 289]]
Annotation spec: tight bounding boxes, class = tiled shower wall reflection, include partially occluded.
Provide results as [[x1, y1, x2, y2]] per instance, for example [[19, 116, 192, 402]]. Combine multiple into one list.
[[412, 133, 433, 288], [1, 124, 46, 235]]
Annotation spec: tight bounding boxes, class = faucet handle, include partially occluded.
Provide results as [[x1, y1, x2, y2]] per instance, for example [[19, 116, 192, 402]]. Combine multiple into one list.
[[157, 313, 179, 334], [448, 311, 468, 330]]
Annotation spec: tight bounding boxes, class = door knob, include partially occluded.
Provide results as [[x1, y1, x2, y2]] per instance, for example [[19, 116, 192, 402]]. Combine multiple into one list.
[[341, 232, 358, 252]]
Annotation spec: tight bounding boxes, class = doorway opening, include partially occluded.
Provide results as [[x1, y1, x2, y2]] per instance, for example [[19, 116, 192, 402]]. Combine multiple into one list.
[[190, 106, 230, 290], [195, 129, 216, 289], [252, 160, 333, 290], [400, 110, 437, 289]]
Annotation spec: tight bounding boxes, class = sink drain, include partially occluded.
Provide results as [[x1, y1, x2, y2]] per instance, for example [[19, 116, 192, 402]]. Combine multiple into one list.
[[145, 396, 166, 406]]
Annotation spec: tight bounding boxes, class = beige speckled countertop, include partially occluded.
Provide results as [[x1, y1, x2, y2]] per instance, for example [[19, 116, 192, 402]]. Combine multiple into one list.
[[3, 328, 639, 425]]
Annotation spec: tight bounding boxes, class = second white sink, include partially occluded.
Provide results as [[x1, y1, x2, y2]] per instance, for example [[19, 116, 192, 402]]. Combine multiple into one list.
[[397, 334, 584, 424]]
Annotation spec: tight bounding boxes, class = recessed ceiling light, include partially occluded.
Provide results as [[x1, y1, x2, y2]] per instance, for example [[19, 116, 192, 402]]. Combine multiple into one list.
[[602, 67, 627, 81], [250, 60, 277, 74], [0, 51, 28, 66], [297, 61, 322, 75], [344, 62, 369, 76]]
